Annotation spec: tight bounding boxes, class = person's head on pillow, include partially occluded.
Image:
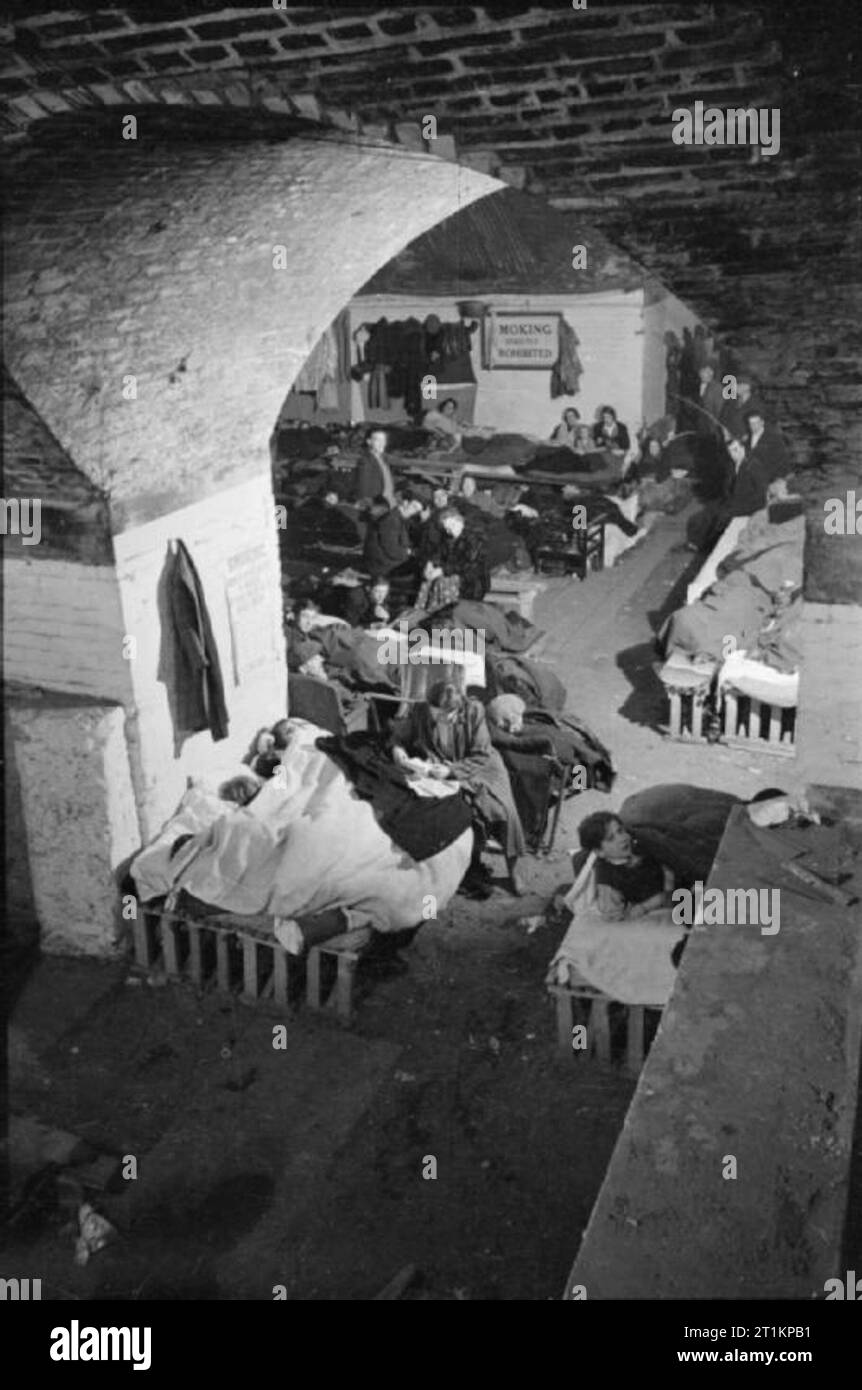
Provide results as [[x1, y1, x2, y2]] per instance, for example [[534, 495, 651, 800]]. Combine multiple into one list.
[[300, 653, 326, 680], [294, 600, 320, 635], [487, 693, 526, 735], [219, 772, 262, 806]]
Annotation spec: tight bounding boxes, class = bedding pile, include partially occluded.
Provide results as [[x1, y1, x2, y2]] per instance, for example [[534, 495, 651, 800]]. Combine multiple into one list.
[[131, 720, 473, 934]]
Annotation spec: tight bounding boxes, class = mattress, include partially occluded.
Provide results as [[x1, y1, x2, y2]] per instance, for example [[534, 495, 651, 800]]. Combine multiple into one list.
[[718, 650, 799, 708]]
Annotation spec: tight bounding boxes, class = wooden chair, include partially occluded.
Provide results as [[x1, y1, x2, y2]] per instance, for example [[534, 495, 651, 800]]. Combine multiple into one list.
[[535, 515, 605, 580]]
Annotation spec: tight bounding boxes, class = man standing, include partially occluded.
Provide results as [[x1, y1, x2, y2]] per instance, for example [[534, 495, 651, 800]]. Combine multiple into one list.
[[731, 409, 790, 515], [353, 427, 395, 506]]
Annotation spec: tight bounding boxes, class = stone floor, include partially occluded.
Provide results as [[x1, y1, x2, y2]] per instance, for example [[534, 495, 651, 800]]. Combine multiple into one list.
[[2, 503, 842, 1300]]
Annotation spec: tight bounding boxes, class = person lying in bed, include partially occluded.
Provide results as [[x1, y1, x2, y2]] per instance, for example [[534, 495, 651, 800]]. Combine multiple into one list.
[[285, 601, 326, 672], [422, 397, 464, 451], [578, 811, 674, 921]]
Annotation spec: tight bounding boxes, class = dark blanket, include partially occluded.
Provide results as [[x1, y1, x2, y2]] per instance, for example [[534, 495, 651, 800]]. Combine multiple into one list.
[[619, 784, 744, 886], [460, 432, 536, 467], [316, 733, 474, 862], [433, 600, 542, 654], [486, 652, 566, 711], [521, 709, 615, 790], [316, 625, 400, 692], [491, 712, 615, 847]]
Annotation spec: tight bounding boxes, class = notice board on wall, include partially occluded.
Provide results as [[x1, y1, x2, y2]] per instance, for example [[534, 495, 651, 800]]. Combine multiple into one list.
[[486, 311, 561, 369], [225, 545, 275, 685]]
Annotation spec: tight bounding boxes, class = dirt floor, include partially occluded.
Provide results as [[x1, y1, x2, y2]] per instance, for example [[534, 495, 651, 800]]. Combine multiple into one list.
[[4, 503, 809, 1300]]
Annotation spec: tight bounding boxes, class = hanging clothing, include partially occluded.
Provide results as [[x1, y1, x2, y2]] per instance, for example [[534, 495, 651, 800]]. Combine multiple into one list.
[[166, 539, 229, 742], [294, 326, 340, 395], [367, 362, 390, 410], [550, 317, 583, 399]]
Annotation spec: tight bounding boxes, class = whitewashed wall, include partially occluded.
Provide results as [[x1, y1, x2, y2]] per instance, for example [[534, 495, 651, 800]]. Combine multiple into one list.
[[11, 699, 140, 956], [113, 474, 287, 839], [2, 557, 132, 703], [642, 289, 704, 427], [350, 289, 646, 439]]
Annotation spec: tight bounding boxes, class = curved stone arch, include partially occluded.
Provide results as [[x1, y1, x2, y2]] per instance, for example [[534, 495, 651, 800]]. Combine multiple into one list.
[[3, 109, 503, 526]]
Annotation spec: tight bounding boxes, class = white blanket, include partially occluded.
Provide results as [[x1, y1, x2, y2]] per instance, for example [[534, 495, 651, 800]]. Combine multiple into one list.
[[131, 720, 472, 934], [603, 491, 645, 569], [547, 851, 681, 1007]]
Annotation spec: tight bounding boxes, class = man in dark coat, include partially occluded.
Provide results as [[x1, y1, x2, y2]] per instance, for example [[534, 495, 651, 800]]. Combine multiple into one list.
[[363, 494, 414, 576], [734, 409, 790, 512], [353, 427, 395, 507], [167, 539, 229, 741]]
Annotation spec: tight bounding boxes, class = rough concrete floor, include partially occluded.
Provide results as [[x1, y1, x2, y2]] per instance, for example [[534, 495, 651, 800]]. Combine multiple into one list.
[[4, 506, 794, 1300]]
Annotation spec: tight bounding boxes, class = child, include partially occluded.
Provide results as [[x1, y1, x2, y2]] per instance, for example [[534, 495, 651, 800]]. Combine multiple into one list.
[[577, 811, 674, 921]]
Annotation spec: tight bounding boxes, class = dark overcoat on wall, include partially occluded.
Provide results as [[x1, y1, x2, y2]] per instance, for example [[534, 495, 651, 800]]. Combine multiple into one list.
[[167, 539, 230, 742]]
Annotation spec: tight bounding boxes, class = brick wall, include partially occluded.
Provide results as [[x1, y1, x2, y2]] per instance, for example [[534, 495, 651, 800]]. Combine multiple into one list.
[[4, 3, 855, 593], [3, 123, 500, 523]]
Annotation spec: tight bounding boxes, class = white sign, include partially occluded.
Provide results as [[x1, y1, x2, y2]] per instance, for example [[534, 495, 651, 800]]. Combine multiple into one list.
[[489, 312, 560, 369], [225, 545, 275, 685]]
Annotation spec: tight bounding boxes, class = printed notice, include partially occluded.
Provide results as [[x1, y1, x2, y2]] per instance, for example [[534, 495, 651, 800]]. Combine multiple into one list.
[[488, 313, 560, 369], [225, 545, 275, 685]]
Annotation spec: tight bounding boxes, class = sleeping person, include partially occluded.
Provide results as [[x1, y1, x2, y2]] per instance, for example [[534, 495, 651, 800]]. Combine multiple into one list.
[[577, 811, 674, 921]]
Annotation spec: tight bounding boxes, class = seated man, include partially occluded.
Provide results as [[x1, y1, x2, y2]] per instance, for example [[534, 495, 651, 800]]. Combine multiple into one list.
[[362, 490, 416, 577], [343, 575, 392, 629], [577, 811, 674, 921], [438, 507, 490, 602]]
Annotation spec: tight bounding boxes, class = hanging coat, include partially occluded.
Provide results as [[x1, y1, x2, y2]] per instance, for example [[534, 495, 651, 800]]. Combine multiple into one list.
[[167, 539, 229, 742], [550, 317, 583, 399]]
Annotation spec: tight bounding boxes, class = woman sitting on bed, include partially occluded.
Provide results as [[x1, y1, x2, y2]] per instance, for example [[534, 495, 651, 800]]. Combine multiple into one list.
[[392, 681, 527, 897], [422, 398, 466, 451], [550, 407, 581, 448], [592, 406, 631, 456], [577, 811, 674, 921]]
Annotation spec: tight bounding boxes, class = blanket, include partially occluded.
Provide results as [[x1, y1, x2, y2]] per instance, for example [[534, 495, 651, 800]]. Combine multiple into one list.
[[131, 720, 473, 933], [315, 732, 474, 860], [432, 600, 542, 654], [486, 652, 567, 712], [548, 851, 682, 1006], [619, 784, 743, 885]]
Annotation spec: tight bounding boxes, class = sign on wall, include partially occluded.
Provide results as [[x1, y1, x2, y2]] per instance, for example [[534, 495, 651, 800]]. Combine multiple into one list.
[[225, 545, 276, 685], [486, 312, 561, 370]]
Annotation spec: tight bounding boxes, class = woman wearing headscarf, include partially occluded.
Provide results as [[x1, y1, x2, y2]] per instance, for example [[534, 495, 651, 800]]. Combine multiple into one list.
[[392, 681, 526, 895]]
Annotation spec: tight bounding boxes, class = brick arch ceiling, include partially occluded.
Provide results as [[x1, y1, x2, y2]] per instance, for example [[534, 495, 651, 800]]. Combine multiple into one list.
[[3, 111, 503, 529]]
